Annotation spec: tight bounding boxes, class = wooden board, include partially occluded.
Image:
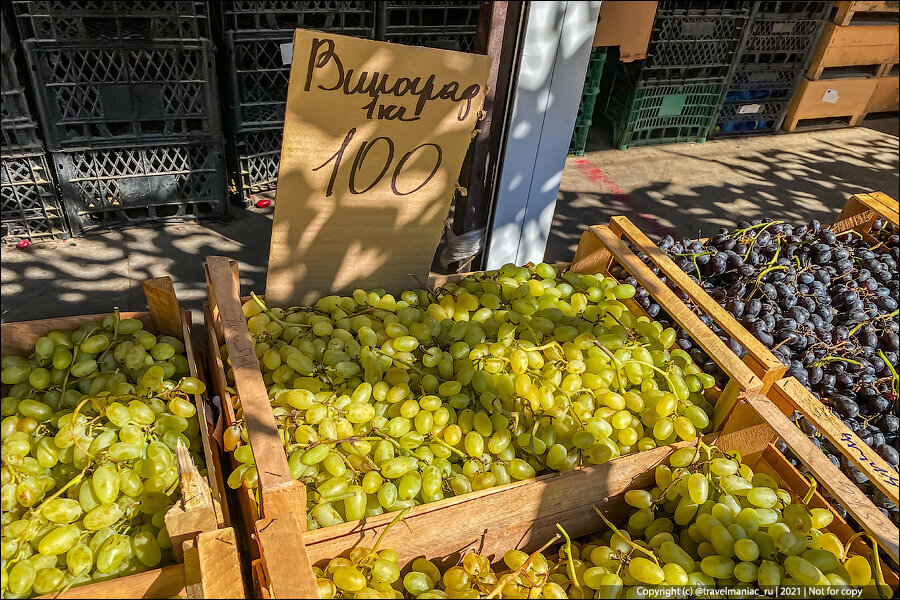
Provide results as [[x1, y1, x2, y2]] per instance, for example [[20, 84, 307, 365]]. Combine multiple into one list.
[[833, 1, 900, 26], [807, 22, 900, 79], [771, 378, 900, 508], [784, 76, 879, 131], [2, 278, 244, 599], [298, 396, 898, 584], [743, 394, 899, 563], [866, 75, 900, 112]]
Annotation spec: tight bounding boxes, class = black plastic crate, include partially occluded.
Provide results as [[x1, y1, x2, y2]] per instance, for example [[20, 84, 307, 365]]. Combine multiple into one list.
[[23, 40, 220, 149], [738, 15, 827, 67], [384, 30, 478, 53], [1, 152, 69, 243], [232, 126, 281, 203], [641, 12, 750, 82], [224, 1, 376, 36], [2, 31, 41, 153], [657, 1, 753, 16], [752, 1, 832, 20], [725, 66, 804, 102], [382, 1, 481, 33], [224, 32, 291, 129], [13, 0, 209, 42], [54, 140, 227, 234], [712, 98, 789, 136]]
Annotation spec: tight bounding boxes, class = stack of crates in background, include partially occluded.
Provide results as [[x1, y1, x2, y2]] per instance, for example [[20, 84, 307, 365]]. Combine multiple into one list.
[[569, 48, 607, 156], [11, 0, 227, 235], [597, 1, 752, 150], [713, 1, 832, 137], [784, 1, 898, 130], [379, 1, 481, 52], [218, 1, 377, 205], [1, 8, 68, 244]]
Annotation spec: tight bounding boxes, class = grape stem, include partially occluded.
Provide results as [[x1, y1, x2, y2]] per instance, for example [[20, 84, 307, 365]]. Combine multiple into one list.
[[250, 292, 310, 329], [556, 523, 580, 589], [484, 533, 562, 599], [843, 532, 889, 600], [592, 506, 661, 566], [592, 342, 626, 395], [368, 347, 437, 381], [877, 350, 899, 398]]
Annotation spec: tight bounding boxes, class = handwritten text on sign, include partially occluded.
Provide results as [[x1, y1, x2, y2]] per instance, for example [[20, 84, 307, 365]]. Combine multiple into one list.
[[266, 31, 491, 306]]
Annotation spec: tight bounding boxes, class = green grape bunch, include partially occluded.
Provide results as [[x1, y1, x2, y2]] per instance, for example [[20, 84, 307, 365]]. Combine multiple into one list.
[[313, 443, 891, 599], [1, 312, 207, 598], [221, 262, 717, 530]]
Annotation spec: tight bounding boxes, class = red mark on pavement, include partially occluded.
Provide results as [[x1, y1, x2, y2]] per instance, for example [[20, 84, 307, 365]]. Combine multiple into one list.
[[571, 160, 672, 239]]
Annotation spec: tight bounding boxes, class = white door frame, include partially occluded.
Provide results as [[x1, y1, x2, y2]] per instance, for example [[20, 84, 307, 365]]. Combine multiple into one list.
[[484, 0, 602, 269]]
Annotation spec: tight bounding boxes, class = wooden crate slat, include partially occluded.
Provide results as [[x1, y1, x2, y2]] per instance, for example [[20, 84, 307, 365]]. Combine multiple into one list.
[[833, 1, 900, 26], [772, 377, 900, 507], [744, 394, 899, 563]]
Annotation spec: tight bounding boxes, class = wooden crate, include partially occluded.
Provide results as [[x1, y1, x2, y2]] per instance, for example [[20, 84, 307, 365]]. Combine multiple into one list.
[[300, 394, 898, 589], [605, 206, 900, 547], [1, 278, 246, 599], [833, 1, 900, 26], [866, 75, 900, 115], [832, 191, 900, 245], [807, 22, 899, 79], [784, 76, 880, 131], [203, 223, 774, 597]]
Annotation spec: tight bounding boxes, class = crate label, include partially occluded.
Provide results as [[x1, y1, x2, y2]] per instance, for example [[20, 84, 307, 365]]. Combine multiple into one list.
[[821, 89, 840, 103], [280, 42, 294, 66], [772, 22, 795, 34], [838, 432, 900, 489], [266, 30, 491, 306], [738, 104, 762, 114]]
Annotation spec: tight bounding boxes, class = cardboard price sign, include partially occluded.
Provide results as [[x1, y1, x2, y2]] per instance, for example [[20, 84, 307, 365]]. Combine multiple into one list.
[[265, 30, 491, 306]]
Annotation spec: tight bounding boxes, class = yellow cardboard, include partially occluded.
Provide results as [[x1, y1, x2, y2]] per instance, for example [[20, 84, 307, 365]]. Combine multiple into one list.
[[266, 29, 491, 306]]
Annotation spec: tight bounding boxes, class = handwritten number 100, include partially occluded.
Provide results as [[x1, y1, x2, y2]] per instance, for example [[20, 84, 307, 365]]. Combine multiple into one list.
[[314, 128, 443, 197]]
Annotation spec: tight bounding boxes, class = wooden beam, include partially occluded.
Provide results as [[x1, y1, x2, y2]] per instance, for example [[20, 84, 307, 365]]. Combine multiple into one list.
[[744, 394, 900, 564]]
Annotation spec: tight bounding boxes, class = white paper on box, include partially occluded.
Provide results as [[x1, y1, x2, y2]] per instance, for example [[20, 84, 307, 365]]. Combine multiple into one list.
[[822, 89, 840, 103], [738, 104, 762, 114]]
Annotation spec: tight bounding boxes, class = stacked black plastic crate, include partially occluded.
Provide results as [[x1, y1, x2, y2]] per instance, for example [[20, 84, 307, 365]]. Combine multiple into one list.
[[220, 2, 377, 205], [12, 1, 226, 235], [379, 1, 481, 52], [713, 1, 832, 136], [1, 9, 68, 244], [597, 2, 753, 149]]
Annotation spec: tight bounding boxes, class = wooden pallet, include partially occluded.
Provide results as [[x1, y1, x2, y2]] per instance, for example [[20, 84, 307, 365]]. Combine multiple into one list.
[[2, 278, 246, 599], [864, 74, 900, 117], [833, 0, 900, 26], [203, 225, 774, 596], [784, 76, 879, 131], [808, 22, 899, 80]]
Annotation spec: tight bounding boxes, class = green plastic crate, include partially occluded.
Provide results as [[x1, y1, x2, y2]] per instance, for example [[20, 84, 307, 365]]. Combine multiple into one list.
[[600, 62, 725, 150], [569, 48, 608, 155], [584, 47, 608, 95], [569, 124, 590, 156]]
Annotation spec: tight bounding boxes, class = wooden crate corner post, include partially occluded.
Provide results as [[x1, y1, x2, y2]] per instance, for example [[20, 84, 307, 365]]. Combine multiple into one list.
[[203, 256, 320, 599]]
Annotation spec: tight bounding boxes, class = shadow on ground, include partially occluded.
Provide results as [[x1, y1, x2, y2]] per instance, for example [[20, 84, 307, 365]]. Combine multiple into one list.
[[545, 121, 900, 262], [1, 206, 274, 324]]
